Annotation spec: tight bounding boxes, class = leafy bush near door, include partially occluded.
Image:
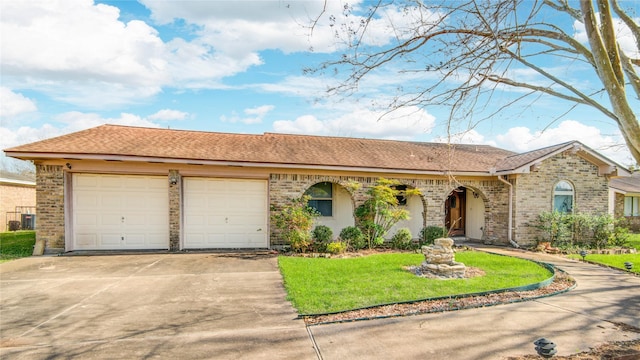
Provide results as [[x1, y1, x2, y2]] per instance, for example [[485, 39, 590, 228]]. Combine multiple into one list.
[[339, 226, 366, 251], [311, 225, 333, 252], [419, 226, 447, 246], [390, 228, 413, 250]]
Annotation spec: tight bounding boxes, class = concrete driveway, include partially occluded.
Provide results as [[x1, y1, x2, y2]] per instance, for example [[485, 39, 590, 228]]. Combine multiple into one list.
[[0, 253, 317, 359]]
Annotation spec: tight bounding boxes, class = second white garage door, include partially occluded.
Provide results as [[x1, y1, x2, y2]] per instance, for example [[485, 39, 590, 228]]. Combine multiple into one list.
[[183, 178, 268, 249]]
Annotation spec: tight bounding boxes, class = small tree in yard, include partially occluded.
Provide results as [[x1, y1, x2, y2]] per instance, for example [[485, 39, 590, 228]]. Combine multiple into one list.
[[355, 178, 421, 249], [272, 196, 319, 253]]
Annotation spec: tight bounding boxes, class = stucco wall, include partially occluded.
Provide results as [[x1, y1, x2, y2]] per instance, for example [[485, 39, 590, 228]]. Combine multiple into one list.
[[512, 151, 610, 246], [0, 183, 35, 232]]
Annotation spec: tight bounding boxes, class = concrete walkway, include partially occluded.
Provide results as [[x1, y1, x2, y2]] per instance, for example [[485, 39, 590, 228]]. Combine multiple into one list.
[[307, 246, 640, 359]]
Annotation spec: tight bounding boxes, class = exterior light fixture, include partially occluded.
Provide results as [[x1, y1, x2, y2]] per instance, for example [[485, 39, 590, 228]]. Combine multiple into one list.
[[534, 338, 557, 358], [580, 250, 587, 261], [624, 262, 633, 271], [169, 173, 178, 185]]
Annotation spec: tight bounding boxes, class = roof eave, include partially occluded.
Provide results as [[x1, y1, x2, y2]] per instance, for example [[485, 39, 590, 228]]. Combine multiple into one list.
[[4, 151, 497, 177]]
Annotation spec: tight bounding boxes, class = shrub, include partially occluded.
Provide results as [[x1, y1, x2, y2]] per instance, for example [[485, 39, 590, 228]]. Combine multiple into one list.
[[419, 226, 446, 245], [312, 225, 333, 252], [390, 228, 413, 250], [326, 241, 347, 254], [534, 211, 571, 246], [272, 196, 318, 253], [339, 226, 366, 250], [532, 211, 630, 249]]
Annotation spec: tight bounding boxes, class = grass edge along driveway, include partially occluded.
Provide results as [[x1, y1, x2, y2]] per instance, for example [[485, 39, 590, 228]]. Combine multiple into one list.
[[278, 251, 552, 315]]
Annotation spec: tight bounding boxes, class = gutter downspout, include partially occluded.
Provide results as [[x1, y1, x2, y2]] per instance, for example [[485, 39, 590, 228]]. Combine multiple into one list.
[[498, 175, 519, 248]]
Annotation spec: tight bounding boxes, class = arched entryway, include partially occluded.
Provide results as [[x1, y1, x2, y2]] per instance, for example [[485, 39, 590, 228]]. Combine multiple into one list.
[[445, 186, 485, 240]]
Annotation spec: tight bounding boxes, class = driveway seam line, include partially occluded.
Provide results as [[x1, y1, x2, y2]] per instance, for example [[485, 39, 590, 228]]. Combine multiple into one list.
[[18, 258, 163, 338], [306, 325, 323, 360]]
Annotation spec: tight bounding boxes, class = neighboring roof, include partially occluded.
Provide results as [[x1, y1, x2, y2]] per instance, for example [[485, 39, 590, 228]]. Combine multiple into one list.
[[0, 170, 36, 186], [4, 124, 517, 174], [610, 172, 640, 194]]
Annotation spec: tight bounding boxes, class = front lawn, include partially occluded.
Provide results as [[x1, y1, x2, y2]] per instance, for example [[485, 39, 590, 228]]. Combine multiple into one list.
[[278, 251, 553, 314], [567, 253, 640, 274], [0, 230, 35, 262]]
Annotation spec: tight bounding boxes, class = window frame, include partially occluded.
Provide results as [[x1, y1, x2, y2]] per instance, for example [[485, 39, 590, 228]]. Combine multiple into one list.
[[305, 182, 333, 217], [553, 180, 574, 213], [624, 196, 640, 217]]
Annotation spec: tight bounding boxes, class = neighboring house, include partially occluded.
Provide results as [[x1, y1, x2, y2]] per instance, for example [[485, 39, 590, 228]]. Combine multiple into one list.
[[610, 172, 640, 232], [0, 170, 36, 232], [3, 124, 631, 254]]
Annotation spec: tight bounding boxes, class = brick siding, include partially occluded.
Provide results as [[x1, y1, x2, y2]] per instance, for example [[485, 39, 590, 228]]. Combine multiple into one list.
[[512, 151, 610, 246], [35, 165, 65, 253]]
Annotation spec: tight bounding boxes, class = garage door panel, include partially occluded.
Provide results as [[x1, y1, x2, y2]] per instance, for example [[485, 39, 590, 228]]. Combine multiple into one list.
[[99, 234, 123, 247], [73, 174, 169, 251], [184, 178, 267, 249], [76, 234, 97, 247]]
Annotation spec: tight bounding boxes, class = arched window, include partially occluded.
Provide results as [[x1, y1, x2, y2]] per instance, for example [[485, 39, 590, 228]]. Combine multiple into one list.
[[553, 180, 574, 213], [305, 182, 333, 216]]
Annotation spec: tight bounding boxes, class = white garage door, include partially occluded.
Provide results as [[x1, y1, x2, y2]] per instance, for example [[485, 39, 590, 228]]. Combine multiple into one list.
[[183, 178, 268, 249], [73, 174, 169, 250]]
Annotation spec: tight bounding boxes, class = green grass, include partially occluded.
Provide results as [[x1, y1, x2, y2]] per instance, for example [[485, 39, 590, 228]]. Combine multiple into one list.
[[278, 251, 553, 314], [0, 231, 36, 263], [624, 233, 640, 250], [567, 253, 640, 274]]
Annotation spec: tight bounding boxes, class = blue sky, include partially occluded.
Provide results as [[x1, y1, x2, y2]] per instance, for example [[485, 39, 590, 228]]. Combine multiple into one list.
[[1, 0, 637, 171]]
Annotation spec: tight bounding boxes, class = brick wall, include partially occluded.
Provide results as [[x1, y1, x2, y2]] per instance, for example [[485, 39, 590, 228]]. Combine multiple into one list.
[[269, 173, 509, 247], [513, 151, 610, 246], [0, 183, 35, 232], [168, 170, 181, 251], [35, 165, 65, 253]]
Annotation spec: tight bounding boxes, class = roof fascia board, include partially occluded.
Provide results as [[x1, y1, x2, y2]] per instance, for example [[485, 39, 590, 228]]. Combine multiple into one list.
[[6, 152, 495, 177], [0, 178, 36, 186]]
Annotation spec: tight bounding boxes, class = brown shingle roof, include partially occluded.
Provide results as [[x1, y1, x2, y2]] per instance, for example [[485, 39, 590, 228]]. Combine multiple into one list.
[[494, 142, 573, 172], [4, 124, 517, 173], [610, 172, 640, 193]]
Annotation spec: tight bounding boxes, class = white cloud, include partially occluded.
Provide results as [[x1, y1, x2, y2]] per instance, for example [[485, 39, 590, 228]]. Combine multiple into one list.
[[574, 16, 640, 59], [495, 120, 633, 165], [0, 87, 37, 118], [1, 110, 163, 170], [220, 105, 275, 125], [148, 109, 189, 121], [273, 106, 435, 139]]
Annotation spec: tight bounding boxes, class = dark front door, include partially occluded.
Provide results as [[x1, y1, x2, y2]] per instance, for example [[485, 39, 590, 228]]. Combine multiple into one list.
[[445, 188, 466, 236]]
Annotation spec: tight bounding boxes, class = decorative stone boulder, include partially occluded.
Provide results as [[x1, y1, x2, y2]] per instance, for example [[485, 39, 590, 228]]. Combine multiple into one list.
[[420, 237, 466, 278]]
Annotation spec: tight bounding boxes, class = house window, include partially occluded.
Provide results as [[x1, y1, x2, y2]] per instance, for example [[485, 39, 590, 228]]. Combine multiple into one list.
[[553, 180, 574, 213], [624, 196, 640, 216], [305, 182, 333, 216], [393, 185, 408, 206]]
